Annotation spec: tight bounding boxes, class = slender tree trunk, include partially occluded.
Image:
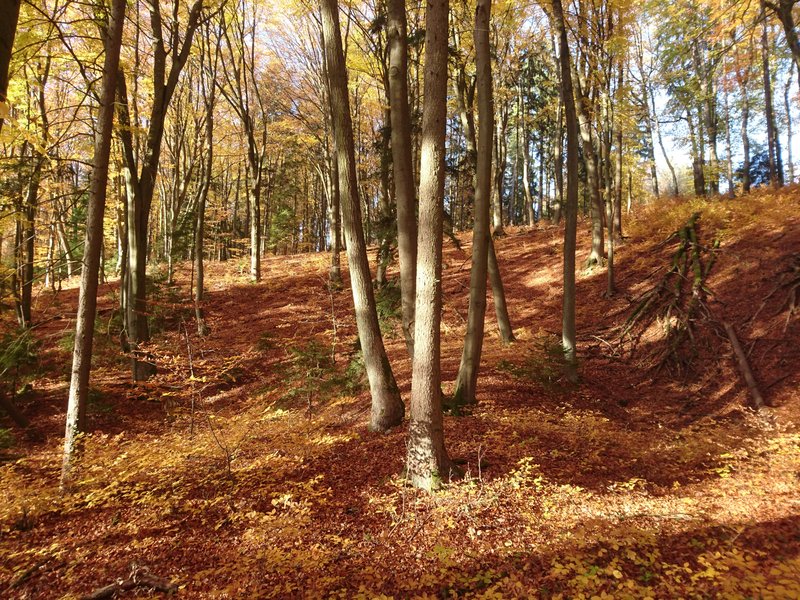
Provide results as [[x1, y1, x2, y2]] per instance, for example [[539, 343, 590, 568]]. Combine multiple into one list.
[[387, 0, 417, 357], [20, 160, 42, 327], [742, 93, 751, 193], [407, 0, 452, 491], [451, 0, 495, 409], [723, 89, 735, 197], [571, 65, 603, 264], [522, 126, 534, 225], [551, 0, 579, 383], [487, 236, 514, 342], [762, 10, 782, 188], [491, 105, 507, 235], [651, 86, 679, 195], [62, 0, 125, 488], [375, 104, 393, 287], [688, 110, 706, 196], [320, 0, 404, 433], [785, 62, 794, 183]]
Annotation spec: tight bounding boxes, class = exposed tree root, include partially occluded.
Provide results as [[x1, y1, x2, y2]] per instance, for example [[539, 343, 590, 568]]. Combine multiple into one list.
[[620, 213, 719, 375]]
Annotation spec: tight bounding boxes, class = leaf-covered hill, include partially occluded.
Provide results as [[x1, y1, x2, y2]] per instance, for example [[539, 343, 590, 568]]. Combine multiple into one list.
[[1, 189, 799, 598]]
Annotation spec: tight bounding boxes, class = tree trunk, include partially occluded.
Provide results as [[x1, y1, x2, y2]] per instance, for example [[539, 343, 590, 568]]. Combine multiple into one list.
[[785, 61, 794, 183], [62, 0, 125, 488], [487, 236, 514, 343], [762, 10, 782, 188], [20, 159, 42, 328], [320, 0, 404, 433], [491, 104, 507, 235], [723, 89, 735, 198], [742, 93, 751, 193], [387, 0, 417, 358], [451, 0, 494, 409], [551, 0, 579, 383], [407, 0, 452, 491], [651, 85, 679, 195], [571, 64, 603, 265], [0, 0, 21, 135]]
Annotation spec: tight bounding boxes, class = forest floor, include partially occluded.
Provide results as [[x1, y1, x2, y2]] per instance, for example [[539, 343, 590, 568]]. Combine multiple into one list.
[[1, 189, 800, 599]]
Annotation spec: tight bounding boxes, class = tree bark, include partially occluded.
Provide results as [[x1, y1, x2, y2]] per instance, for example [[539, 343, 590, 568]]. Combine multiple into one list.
[[762, 8, 783, 188], [570, 62, 603, 264], [742, 92, 751, 193], [387, 0, 417, 358], [407, 0, 452, 491], [451, 0, 494, 409], [0, 0, 21, 135], [62, 0, 125, 488], [551, 0, 579, 383], [320, 0, 404, 433]]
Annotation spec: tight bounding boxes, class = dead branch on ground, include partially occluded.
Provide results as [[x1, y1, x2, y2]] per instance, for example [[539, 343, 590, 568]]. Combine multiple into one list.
[[619, 213, 720, 375]]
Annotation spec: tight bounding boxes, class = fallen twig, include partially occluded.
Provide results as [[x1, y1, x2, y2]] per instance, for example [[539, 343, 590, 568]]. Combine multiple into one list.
[[724, 322, 765, 410], [80, 564, 177, 600]]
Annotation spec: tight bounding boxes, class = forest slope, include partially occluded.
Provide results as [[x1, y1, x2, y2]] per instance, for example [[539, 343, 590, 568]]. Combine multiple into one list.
[[1, 189, 800, 598]]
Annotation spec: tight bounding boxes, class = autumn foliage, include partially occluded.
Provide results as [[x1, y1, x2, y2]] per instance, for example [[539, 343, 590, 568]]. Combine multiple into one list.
[[1, 189, 799, 598]]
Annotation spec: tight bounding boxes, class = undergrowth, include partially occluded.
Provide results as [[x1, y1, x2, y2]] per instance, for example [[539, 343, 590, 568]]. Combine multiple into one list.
[[496, 335, 571, 392]]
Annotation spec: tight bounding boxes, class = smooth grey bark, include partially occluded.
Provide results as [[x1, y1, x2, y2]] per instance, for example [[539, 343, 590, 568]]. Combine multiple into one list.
[[407, 0, 452, 491], [570, 62, 603, 265], [320, 0, 403, 433], [492, 104, 507, 235], [451, 0, 494, 409], [320, 28, 341, 284], [387, 0, 417, 358], [62, 0, 125, 488], [551, 0, 578, 383]]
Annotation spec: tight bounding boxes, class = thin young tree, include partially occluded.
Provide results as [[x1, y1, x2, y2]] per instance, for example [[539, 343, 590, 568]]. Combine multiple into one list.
[[320, 0, 404, 432], [407, 0, 453, 491], [549, 0, 579, 383], [450, 0, 494, 409], [62, 0, 126, 488]]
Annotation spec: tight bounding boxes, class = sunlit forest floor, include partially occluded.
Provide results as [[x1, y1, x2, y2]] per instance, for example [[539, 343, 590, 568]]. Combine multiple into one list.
[[2, 189, 800, 599]]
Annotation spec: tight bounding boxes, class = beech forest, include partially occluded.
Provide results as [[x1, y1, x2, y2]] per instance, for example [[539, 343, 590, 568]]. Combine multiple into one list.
[[1, 0, 799, 597]]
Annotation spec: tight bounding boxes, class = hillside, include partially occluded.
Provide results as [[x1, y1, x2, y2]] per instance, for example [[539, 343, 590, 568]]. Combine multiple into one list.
[[1, 189, 799, 598]]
